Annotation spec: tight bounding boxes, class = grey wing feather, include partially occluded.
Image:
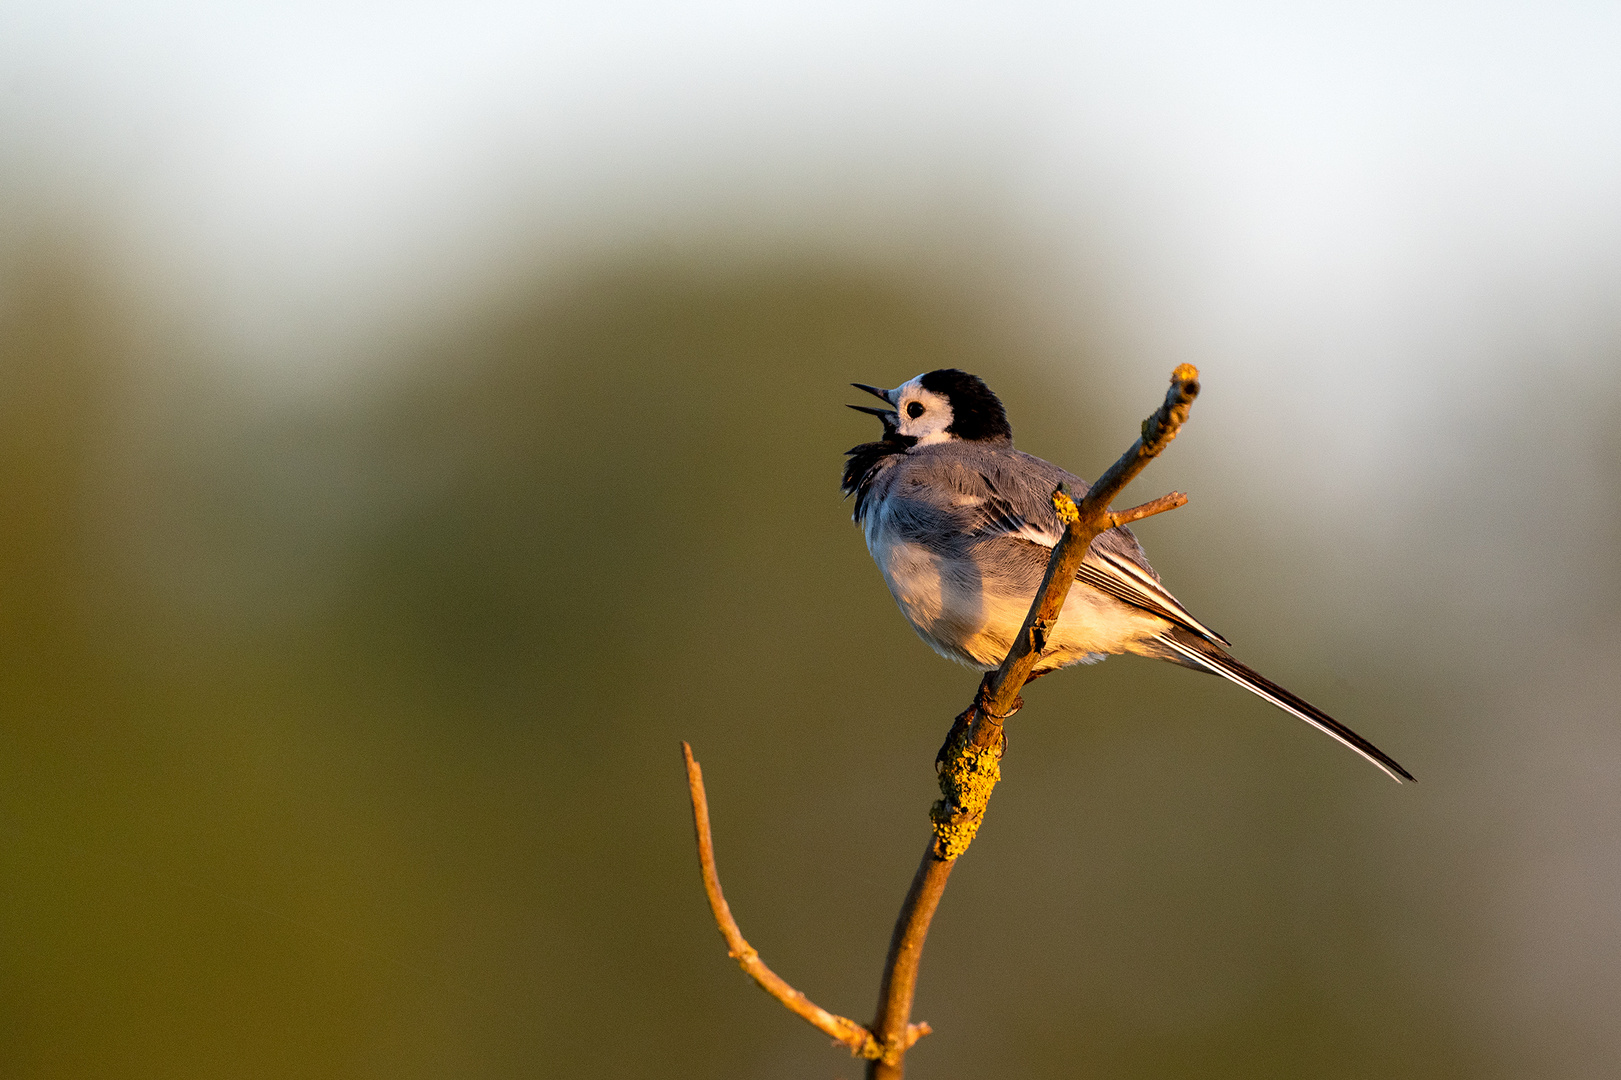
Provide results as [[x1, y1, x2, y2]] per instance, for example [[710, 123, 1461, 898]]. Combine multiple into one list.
[[946, 446, 1232, 647]]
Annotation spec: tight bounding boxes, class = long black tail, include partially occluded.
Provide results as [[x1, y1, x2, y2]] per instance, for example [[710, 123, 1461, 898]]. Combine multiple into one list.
[[1156, 628, 1414, 783]]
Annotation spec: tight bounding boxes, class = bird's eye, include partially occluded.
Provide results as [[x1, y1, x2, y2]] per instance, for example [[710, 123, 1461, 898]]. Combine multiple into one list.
[[906, 401, 925, 419]]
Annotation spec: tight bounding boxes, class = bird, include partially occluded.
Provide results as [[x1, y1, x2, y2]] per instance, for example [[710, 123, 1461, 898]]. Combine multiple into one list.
[[842, 368, 1412, 782]]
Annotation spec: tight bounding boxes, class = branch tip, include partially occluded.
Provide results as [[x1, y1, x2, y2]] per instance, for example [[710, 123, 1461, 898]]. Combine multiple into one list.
[[1109, 491, 1189, 528]]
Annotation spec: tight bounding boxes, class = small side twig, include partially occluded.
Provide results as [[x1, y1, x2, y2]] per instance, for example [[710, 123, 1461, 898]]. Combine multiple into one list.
[[682, 742, 930, 1059], [1108, 490, 1188, 527]]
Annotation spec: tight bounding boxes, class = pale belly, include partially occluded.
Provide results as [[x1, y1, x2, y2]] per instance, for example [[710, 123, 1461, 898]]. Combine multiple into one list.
[[868, 534, 1170, 671]]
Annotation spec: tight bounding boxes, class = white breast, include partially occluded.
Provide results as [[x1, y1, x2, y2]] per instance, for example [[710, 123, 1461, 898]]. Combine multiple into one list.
[[864, 507, 1012, 668], [865, 501, 1173, 672]]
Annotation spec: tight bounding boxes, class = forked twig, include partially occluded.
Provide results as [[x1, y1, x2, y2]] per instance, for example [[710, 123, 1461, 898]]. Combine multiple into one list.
[[682, 742, 930, 1059], [681, 366, 1202, 1078]]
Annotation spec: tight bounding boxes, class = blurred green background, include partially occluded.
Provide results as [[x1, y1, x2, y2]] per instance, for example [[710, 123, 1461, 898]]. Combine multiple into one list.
[[4, 5, 1621, 1078]]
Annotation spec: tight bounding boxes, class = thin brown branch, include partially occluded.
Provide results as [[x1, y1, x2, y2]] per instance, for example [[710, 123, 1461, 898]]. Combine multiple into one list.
[[1108, 490, 1189, 527], [682, 742, 929, 1060], [864, 835, 956, 1073], [865, 365, 1201, 1080]]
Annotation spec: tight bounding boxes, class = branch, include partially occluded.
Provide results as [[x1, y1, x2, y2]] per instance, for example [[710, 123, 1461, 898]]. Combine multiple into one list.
[[678, 367, 1202, 1079], [865, 365, 1201, 1079], [1109, 490, 1188, 528], [681, 742, 930, 1060]]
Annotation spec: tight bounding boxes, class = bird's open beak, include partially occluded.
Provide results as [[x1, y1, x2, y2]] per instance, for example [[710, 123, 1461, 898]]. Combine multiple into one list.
[[851, 382, 895, 405], [846, 404, 896, 421]]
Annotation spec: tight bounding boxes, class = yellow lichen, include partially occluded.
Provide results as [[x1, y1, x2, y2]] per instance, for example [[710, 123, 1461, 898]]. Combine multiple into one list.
[[1172, 362, 1200, 384], [1051, 486, 1080, 526], [930, 736, 1002, 860]]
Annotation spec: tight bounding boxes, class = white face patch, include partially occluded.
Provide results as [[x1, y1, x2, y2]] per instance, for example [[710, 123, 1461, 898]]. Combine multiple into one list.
[[892, 375, 955, 444]]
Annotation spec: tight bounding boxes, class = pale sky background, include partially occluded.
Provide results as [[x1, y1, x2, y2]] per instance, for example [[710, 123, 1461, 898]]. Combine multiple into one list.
[[4, 0, 1619, 402]]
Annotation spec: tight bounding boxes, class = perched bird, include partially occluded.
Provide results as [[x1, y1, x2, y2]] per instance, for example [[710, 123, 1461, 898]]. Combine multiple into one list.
[[842, 369, 1412, 782]]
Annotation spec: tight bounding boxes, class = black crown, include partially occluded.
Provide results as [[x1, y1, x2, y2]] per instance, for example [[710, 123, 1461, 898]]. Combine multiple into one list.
[[919, 369, 1012, 442]]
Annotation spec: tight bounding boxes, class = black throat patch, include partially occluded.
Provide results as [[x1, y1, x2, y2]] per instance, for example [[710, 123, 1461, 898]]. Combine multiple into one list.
[[918, 369, 1012, 442], [841, 433, 916, 522]]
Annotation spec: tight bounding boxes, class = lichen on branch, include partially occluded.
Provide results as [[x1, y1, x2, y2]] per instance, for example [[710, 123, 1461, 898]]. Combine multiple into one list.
[[930, 722, 1002, 860]]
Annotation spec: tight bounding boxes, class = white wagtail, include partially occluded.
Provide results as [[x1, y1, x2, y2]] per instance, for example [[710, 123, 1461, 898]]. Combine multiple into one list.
[[843, 369, 1412, 782]]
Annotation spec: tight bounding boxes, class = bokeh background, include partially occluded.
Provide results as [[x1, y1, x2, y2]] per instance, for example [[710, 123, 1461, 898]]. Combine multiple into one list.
[[3, 4, 1620, 1078]]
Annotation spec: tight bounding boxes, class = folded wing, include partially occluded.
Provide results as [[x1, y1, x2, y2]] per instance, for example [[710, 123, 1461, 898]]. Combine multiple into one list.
[[966, 481, 1230, 647]]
